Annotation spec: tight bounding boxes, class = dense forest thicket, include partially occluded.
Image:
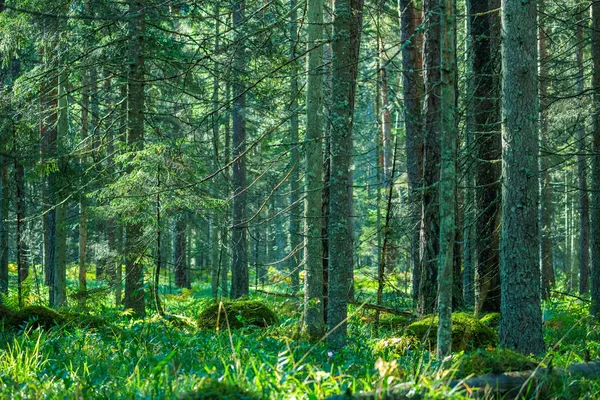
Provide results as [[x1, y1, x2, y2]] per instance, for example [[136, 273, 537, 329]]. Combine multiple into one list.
[[2, 0, 600, 398]]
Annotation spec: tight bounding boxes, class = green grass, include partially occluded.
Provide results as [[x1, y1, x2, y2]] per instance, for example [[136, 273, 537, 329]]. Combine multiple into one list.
[[1, 277, 600, 399]]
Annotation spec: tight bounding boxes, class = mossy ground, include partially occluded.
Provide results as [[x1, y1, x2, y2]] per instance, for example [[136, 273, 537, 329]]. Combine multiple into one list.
[[197, 299, 278, 329]]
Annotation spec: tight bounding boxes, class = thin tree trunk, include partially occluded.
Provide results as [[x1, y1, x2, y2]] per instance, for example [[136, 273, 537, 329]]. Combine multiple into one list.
[[539, 0, 555, 299], [437, 0, 457, 358], [54, 56, 68, 308], [124, 0, 146, 317], [418, 0, 442, 315], [0, 142, 8, 295], [289, 0, 301, 294], [174, 216, 189, 289], [577, 6, 590, 294], [398, 0, 424, 306], [231, 0, 249, 299], [500, 0, 545, 354], [304, 0, 325, 341], [15, 154, 26, 308]]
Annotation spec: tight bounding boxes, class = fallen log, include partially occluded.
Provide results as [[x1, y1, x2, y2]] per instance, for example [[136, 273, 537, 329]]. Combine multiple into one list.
[[325, 361, 600, 399]]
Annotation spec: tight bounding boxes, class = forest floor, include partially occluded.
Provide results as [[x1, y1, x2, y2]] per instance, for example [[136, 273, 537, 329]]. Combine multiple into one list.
[[1, 270, 599, 399]]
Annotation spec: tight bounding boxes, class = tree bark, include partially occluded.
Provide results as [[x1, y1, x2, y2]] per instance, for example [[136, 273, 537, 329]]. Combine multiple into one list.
[[398, 0, 424, 306], [591, 0, 600, 317], [470, 0, 502, 314], [539, 0, 555, 299], [288, 0, 301, 294], [304, 0, 325, 341], [418, 0, 442, 315], [327, 0, 364, 347], [15, 155, 26, 308], [437, 0, 457, 358], [124, 0, 146, 317], [576, 6, 590, 294], [0, 141, 8, 295], [231, 0, 249, 299], [500, 0, 545, 354]]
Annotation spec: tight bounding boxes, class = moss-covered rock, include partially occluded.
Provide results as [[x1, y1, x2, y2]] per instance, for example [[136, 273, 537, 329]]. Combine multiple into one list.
[[179, 380, 258, 400], [453, 348, 539, 379], [0, 303, 15, 320], [374, 336, 421, 356], [479, 312, 501, 329], [197, 300, 278, 330], [405, 312, 497, 351]]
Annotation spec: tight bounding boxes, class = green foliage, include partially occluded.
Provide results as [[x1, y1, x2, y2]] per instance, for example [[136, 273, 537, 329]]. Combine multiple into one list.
[[197, 300, 278, 330], [453, 348, 539, 379], [405, 312, 497, 351], [9, 305, 66, 330]]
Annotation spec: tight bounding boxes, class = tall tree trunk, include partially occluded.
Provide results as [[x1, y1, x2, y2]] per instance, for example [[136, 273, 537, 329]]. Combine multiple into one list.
[[592, 0, 600, 314], [500, 0, 545, 354], [210, 3, 221, 300], [124, 0, 146, 317], [398, 0, 424, 305], [539, 0, 554, 299], [471, 0, 502, 314], [230, 0, 249, 299], [327, 0, 363, 347], [437, 0, 457, 359], [0, 143, 8, 295], [418, 0, 442, 315], [304, 0, 325, 341], [79, 58, 89, 304], [289, 0, 301, 294], [54, 62, 68, 308], [15, 155, 26, 307], [577, 7, 590, 294]]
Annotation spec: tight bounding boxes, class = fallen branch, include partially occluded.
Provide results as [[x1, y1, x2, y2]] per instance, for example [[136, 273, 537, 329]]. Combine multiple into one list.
[[349, 301, 415, 318]]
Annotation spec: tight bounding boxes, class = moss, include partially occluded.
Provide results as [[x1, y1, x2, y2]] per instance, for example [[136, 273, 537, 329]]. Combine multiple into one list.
[[374, 336, 421, 356], [405, 312, 497, 352], [179, 380, 258, 400], [197, 300, 278, 330], [11, 305, 65, 329], [479, 312, 501, 329], [453, 348, 538, 379]]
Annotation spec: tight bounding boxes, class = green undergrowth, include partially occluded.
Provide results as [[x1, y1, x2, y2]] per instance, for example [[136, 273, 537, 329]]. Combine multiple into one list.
[[1, 288, 600, 399]]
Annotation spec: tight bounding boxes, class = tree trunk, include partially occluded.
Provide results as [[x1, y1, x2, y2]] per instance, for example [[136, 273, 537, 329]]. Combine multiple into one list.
[[230, 0, 249, 299], [539, 0, 554, 299], [471, 0, 502, 314], [327, 0, 363, 347], [0, 143, 8, 295], [592, 0, 600, 316], [398, 0, 424, 306], [500, 0, 545, 354], [124, 0, 146, 317], [576, 7, 590, 294], [437, 0, 457, 358], [174, 216, 189, 289], [304, 0, 325, 341], [288, 0, 301, 294], [54, 64, 68, 308], [418, 0, 442, 315], [15, 155, 26, 307]]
